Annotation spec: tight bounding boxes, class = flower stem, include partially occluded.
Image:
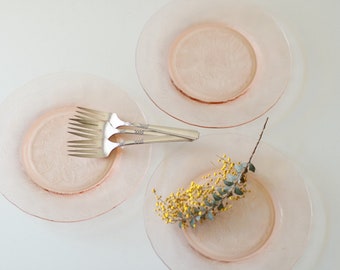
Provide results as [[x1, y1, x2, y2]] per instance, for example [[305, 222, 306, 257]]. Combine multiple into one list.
[[248, 117, 269, 165]]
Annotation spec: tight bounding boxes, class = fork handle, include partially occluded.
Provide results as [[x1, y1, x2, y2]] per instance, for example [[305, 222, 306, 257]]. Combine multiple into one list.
[[130, 123, 199, 140], [121, 135, 193, 146]]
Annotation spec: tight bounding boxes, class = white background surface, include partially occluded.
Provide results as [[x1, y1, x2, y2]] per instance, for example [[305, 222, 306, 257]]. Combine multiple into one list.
[[0, 0, 339, 269]]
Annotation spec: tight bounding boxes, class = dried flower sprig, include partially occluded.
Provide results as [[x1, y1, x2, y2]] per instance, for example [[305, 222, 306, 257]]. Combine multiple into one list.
[[153, 118, 268, 229], [153, 157, 254, 229]]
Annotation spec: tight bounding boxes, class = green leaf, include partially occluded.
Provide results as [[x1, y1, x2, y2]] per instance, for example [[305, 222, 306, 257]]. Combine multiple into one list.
[[248, 163, 256, 172], [227, 174, 237, 182], [213, 193, 222, 201], [241, 162, 248, 168], [207, 211, 214, 220], [217, 187, 225, 196], [178, 221, 183, 229], [223, 187, 230, 193], [235, 164, 242, 173], [224, 179, 234, 186], [235, 186, 243, 196], [195, 215, 201, 221], [190, 218, 196, 228], [204, 199, 213, 207], [217, 203, 224, 210]]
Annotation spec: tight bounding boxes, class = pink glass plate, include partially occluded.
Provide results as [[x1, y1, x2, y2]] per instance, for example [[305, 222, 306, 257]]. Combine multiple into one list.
[[144, 133, 312, 269], [21, 106, 118, 195], [136, 0, 292, 128], [168, 23, 257, 104], [0, 72, 151, 222]]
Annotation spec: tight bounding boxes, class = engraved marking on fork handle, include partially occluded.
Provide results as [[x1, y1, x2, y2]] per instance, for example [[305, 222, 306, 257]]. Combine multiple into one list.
[[134, 129, 145, 135], [134, 138, 144, 144]]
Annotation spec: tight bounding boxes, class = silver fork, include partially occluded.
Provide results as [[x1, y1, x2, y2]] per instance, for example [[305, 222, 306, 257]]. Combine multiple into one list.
[[68, 119, 167, 139], [68, 136, 191, 158], [71, 107, 199, 140]]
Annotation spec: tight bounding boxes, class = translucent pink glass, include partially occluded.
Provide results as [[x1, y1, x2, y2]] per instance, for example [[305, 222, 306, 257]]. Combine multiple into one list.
[[184, 175, 276, 262], [144, 133, 312, 269], [0, 73, 151, 222], [168, 23, 257, 104], [21, 107, 117, 195], [136, 0, 292, 127]]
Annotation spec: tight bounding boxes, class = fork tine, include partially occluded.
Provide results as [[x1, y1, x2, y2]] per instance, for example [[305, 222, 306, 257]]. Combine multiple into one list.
[[74, 109, 97, 119], [68, 139, 99, 144], [69, 117, 101, 126], [68, 119, 109, 139], [77, 107, 110, 120], [69, 121, 106, 134], [75, 107, 109, 121], [68, 144, 100, 149], [67, 137, 117, 158], [68, 140, 103, 154], [67, 140, 103, 150], [68, 131, 99, 139], [68, 120, 103, 130], [67, 146, 106, 158], [68, 149, 101, 153], [68, 126, 101, 135], [68, 153, 106, 158], [74, 111, 101, 120]]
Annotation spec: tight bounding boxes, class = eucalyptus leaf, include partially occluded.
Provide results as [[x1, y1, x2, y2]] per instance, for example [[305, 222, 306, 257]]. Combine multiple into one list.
[[241, 162, 248, 168], [249, 163, 256, 172], [207, 211, 214, 220], [235, 164, 242, 173], [205, 199, 213, 207], [217, 203, 224, 210], [190, 218, 196, 228], [227, 174, 237, 182], [217, 187, 225, 196], [223, 187, 230, 193], [213, 193, 222, 201], [224, 179, 234, 186], [235, 186, 243, 196]]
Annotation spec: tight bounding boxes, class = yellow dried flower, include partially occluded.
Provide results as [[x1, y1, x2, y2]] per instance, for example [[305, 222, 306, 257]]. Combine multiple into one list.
[[153, 117, 268, 229], [153, 156, 253, 229]]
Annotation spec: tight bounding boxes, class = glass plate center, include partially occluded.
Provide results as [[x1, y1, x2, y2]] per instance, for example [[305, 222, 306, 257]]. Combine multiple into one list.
[[22, 107, 116, 195], [168, 23, 257, 104], [184, 174, 276, 261]]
